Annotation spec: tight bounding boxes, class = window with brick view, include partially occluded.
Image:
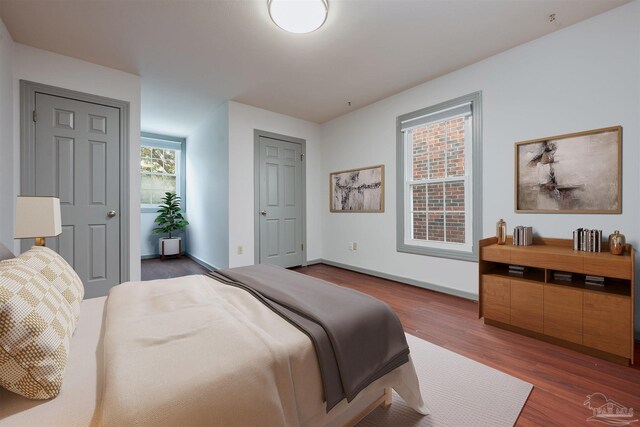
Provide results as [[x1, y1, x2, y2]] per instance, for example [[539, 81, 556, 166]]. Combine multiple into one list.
[[397, 92, 481, 261], [410, 116, 466, 244]]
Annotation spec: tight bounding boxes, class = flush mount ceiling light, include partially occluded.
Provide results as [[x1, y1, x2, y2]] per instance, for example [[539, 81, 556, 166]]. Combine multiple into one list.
[[268, 0, 329, 34]]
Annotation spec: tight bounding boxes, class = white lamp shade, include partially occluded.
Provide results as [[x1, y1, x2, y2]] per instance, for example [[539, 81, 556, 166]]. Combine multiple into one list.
[[268, 0, 328, 34], [14, 197, 62, 239]]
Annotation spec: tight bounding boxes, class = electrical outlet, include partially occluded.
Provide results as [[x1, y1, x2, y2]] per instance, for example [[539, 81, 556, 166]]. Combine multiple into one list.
[[237, 245, 243, 255], [353, 242, 358, 251]]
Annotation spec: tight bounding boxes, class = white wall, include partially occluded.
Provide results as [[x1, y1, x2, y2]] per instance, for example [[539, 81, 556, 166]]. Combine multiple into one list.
[[186, 102, 229, 269], [12, 43, 142, 280], [140, 212, 159, 257], [228, 101, 322, 268], [0, 18, 14, 252], [321, 2, 640, 331]]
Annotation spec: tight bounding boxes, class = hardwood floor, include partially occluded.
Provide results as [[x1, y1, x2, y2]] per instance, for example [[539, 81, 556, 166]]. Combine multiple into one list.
[[141, 256, 209, 281], [141, 257, 639, 425], [292, 263, 640, 427]]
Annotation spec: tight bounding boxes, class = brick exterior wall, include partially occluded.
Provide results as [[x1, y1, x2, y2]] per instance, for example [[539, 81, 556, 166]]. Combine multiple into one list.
[[410, 117, 465, 244]]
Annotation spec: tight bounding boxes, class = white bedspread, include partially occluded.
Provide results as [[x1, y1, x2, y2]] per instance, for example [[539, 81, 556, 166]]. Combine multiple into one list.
[[1, 274, 427, 426], [99, 274, 302, 426]]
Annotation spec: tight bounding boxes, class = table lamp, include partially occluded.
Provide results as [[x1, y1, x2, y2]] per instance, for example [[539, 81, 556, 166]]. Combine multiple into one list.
[[14, 196, 62, 246]]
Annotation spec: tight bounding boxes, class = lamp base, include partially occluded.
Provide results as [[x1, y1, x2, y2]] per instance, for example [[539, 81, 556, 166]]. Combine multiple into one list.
[[34, 237, 46, 246]]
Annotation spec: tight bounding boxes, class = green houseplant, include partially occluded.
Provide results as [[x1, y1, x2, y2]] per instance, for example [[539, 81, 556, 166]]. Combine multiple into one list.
[[153, 192, 188, 258]]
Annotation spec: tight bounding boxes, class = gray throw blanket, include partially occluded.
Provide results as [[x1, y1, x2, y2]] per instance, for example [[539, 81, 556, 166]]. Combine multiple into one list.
[[208, 264, 409, 412]]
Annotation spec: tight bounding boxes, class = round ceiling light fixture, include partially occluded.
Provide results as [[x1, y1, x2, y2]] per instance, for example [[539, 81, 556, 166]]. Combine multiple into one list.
[[268, 0, 329, 34]]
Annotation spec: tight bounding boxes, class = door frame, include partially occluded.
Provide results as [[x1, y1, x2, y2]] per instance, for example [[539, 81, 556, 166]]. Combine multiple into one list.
[[20, 80, 131, 283], [253, 129, 307, 267]]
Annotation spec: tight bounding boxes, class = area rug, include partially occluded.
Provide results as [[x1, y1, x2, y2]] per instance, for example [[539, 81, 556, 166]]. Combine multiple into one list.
[[358, 333, 533, 427]]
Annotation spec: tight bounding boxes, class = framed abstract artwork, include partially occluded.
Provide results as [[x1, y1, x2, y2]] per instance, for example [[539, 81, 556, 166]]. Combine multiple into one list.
[[330, 165, 384, 212], [515, 126, 621, 213]]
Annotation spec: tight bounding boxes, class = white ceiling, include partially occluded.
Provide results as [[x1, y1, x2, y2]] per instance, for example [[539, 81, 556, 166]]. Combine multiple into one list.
[[0, 0, 630, 136]]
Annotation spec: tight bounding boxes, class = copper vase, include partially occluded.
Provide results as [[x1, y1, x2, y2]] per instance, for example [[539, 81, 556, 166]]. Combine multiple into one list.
[[496, 219, 507, 245], [608, 230, 626, 255]]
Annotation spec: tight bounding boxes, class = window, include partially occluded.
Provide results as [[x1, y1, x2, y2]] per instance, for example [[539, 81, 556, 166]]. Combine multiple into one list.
[[396, 92, 482, 262], [140, 133, 186, 211]]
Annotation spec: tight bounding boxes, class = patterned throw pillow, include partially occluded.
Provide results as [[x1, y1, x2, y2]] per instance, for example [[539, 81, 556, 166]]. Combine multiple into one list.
[[18, 246, 84, 323], [0, 260, 75, 399]]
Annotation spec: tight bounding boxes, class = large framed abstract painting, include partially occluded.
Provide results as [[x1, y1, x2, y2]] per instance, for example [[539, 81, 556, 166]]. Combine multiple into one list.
[[330, 165, 384, 212], [515, 126, 621, 213]]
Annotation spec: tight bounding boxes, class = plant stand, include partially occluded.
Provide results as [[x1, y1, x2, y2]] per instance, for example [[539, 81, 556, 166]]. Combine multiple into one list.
[[160, 238, 182, 261]]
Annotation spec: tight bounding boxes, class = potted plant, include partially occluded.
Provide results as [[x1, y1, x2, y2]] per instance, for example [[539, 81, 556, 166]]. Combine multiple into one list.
[[153, 192, 189, 260]]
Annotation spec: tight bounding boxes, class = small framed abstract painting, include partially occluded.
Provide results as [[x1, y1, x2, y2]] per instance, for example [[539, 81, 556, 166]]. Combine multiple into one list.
[[330, 165, 384, 212], [515, 126, 621, 213]]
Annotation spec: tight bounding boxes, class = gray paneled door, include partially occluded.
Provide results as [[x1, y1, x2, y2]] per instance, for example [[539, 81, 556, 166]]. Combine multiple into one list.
[[33, 93, 120, 297], [258, 135, 303, 268]]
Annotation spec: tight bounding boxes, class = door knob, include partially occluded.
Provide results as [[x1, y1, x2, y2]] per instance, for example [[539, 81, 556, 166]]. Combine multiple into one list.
[[260, 210, 267, 216], [107, 210, 117, 218]]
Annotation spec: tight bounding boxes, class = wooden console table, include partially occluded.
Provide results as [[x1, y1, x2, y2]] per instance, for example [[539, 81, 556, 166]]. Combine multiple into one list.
[[479, 236, 635, 365]]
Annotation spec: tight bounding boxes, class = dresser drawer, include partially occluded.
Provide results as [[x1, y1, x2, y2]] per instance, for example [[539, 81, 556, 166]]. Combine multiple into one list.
[[583, 254, 631, 280], [510, 247, 583, 272], [481, 245, 511, 263]]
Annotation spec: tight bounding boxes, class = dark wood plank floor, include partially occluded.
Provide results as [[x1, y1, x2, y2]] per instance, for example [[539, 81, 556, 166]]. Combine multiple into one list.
[[142, 258, 640, 426], [292, 264, 640, 427]]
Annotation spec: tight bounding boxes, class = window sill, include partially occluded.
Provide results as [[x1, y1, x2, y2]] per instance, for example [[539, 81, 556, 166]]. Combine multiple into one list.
[[397, 241, 478, 262], [141, 206, 187, 214]]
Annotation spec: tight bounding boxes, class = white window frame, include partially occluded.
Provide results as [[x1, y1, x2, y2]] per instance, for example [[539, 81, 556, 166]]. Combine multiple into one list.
[[396, 92, 482, 262], [140, 132, 186, 213]]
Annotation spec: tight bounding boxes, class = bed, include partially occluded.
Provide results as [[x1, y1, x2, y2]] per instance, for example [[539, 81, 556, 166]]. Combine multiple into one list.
[[0, 262, 427, 426]]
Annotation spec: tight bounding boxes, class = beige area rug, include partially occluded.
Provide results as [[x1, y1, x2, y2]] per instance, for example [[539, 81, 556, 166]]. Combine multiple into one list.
[[358, 334, 533, 427]]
